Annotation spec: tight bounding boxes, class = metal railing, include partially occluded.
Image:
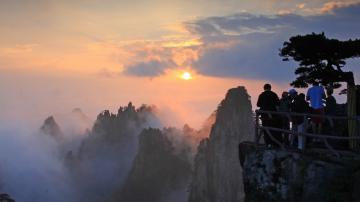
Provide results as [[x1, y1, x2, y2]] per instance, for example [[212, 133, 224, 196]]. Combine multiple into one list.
[[255, 110, 360, 157]]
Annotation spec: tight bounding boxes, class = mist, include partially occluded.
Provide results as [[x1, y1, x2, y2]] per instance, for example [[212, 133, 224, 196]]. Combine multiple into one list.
[[0, 122, 78, 202], [0, 96, 203, 202], [0, 68, 287, 202]]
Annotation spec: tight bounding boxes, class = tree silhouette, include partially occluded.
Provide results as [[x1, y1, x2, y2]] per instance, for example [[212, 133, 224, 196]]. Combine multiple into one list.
[[0, 193, 15, 202], [280, 32, 360, 148], [279, 32, 360, 88]]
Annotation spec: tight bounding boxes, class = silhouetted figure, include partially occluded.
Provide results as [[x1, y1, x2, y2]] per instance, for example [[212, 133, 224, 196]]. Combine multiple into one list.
[[288, 88, 298, 141], [279, 91, 290, 112], [279, 91, 291, 145], [257, 84, 280, 111], [288, 89, 298, 103], [291, 93, 310, 150], [257, 83, 281, 147], [306, 81, 326, 134], [325, 88, 337, 116]]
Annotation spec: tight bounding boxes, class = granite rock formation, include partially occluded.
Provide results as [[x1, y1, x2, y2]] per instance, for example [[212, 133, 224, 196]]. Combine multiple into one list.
[[66, 103, 162, 202], [239, 142, 360, 202], [189, 86, 254, 202], [115, 128, 192, 202]]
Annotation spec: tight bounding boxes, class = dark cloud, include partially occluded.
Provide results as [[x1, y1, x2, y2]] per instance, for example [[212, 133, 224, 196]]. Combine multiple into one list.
[[124, 3, 360, 82], [124, 60, 174, 77], [189, 3, 360, 82]]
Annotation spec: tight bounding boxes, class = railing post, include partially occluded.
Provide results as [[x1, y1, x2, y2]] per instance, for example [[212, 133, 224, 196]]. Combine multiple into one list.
[[255, 111, 260, 144], [301, 114, 308, 150], [348, 84, 358, 150]]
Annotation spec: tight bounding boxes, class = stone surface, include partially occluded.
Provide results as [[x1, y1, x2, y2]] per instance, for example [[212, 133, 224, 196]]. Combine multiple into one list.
[[189, 86, 254, 202], [65, 103, 162, 202], [115, 128, 192, 202], [239, 142, 360, 202]]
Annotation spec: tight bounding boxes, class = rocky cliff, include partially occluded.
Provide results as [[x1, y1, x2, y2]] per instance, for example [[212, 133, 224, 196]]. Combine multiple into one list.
[[114, 128, 192, 202], [239, 142, 360, 202], [189, 86, 254, 202], [79, 102, 161, 158], [66, 103, 162, 202]]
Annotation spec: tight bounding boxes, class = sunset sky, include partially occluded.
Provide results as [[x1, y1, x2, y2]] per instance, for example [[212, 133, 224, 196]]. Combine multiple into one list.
[[1, 0, 360, 128]]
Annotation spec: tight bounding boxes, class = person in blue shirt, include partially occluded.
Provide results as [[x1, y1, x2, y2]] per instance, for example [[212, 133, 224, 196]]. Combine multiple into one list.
[[306, 80, 326, 134]]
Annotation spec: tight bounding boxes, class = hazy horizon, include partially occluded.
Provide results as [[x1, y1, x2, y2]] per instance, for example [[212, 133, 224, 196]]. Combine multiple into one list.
[[1, 1, 360, 201], [1, 0, 359, 128]]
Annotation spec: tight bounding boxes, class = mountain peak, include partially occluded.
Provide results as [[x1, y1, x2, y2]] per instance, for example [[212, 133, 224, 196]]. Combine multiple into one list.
[[189, 86, 254, 202], [40, 116, 64, 140]]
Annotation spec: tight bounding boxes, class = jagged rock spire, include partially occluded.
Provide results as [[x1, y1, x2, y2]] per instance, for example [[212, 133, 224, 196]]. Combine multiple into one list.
[[189, 86, 254, 202], [40, 116, 64, 141]]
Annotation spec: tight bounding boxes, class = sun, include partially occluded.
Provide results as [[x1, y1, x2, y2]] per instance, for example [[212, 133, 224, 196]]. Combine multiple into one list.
[[181, 71, 192, 80]]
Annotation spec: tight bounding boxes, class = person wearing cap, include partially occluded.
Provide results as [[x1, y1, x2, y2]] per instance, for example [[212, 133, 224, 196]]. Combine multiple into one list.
[[289, 89, 298, 100], [306, 80, 326, 134]]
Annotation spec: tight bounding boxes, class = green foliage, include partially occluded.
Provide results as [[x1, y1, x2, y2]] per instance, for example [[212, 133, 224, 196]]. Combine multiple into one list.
[[280, 32, 360, 88]]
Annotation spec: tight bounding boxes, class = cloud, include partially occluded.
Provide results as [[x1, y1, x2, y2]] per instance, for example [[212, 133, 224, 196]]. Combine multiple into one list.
[[185, 3, 360, 82], [0, 44, 39, 55], [124, 59, 174, 76], [97, 67, 120, 78], [319, 1, 360, 14], [121, 38, 202, 76], [121, 3, 360, 83]]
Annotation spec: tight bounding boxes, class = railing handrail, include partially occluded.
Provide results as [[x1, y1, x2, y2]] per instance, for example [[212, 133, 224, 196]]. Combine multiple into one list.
[[254, 109, 360, 157], [255, 109, 360, 121], [258, 126, 360, 140]]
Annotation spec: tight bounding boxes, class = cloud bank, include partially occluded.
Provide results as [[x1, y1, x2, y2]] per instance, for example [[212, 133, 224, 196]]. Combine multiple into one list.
[[123, 3, 360, 83]]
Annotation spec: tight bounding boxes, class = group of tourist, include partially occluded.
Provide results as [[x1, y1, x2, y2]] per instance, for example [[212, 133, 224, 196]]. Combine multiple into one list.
[[257, 81, 337, 150]]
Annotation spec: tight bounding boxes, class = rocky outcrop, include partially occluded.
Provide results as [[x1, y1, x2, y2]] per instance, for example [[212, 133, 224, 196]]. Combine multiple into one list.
[[40, 116, 64, 141], [115, 128, 192, 202], [239, 142, 360, 202], [189, 86, 254, 202], [66, 103, 162, 202], [78, 102, 161, 159]]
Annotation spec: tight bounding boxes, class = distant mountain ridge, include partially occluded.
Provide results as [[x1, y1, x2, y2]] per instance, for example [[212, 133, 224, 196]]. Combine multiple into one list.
[[35, 86, 253, 202]]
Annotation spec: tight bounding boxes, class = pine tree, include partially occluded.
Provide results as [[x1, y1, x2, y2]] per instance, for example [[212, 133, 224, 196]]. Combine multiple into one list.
[[280, 32, 360, 149]]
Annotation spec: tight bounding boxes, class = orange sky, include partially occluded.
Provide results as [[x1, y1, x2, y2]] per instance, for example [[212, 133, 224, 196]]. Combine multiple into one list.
[[0, 0, 354, 128], [0, 66, 292, 128]]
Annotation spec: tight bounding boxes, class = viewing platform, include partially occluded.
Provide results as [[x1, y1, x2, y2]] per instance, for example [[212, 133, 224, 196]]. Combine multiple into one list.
[[254, 110, 360, 157]]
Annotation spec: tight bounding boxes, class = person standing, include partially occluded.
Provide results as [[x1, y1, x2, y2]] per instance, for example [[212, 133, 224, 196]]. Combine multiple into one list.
[[288, 89, 298, 103], [291, 93, 310, 150], [325, 88, 337, 116], [279, 91, 291, 145], [306, 80, 326, 134], [257, 83, 281, 147]]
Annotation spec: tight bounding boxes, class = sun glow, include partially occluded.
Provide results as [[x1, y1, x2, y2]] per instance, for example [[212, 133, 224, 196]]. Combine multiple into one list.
[[181, 72, 192, 80], [181, 71, 192, 80]]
